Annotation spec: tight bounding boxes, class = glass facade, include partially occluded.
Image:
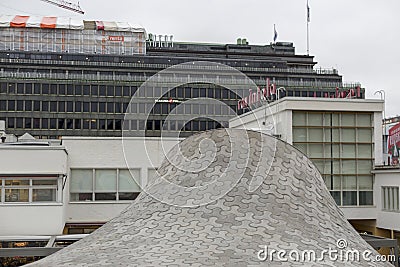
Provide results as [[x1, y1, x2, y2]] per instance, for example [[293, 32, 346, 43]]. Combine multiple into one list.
[[292, 111, 374, 206], [0, 42, 364, 138]]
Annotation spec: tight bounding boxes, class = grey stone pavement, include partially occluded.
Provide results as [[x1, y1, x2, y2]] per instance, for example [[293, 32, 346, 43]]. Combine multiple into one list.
[[28, 129, 391, 266]]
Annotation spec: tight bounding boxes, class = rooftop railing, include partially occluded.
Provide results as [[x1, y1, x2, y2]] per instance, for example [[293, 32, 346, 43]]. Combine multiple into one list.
[[0, 71, 361, 89], [0, 58, 339, 76]]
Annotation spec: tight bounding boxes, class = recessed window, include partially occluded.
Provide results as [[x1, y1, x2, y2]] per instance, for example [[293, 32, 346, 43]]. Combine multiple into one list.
[[382, 187, 399, 211], [1, 177, 60, 203], [70, 169, 140, 202]]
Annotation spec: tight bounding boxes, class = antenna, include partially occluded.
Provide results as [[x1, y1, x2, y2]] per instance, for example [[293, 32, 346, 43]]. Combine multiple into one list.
[[39, 0, 85, 14]]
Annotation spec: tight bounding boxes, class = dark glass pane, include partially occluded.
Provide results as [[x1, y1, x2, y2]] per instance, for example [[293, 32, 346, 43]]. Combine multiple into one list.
[[95, 193, 116, 201], [17, 100, 23, 111], [83, 102, 89, 112], [34, 101, 40, 111], [26, 83, 32, 94], [91, 102, 98, 112], [91, 85, 98, 96], [25, 118, 32, 128], [83, 85, 90, 96], [58, 118, 65, 129], [16, 118, 23, 128], [66, 119, 73, 129], [33, 118, 40, 129], [50, 101, 57, 112], [7, 118, 15, 128], [59, 84, 66, 95], [359, 191, 373, 205], [8, 100, 15, 111], [115, 86, 122, 96], [342, 191, 357, 206], [74, 119, 81, 129], [17, 83, 24, 94], [107, 102, 114, 113], [42, 84, 49, 94], [50, 84, 57, 94], [99, 119, 106, 129], [0, 100, 6, 111], [42, 118, 48, 128], [59, 101, 65, 112], [330, 191, 341, 206], [67, 101, 73, 112], [25, 100, 32, 111], [115, 120, 121, 130], [107, 120, 114, 130], [42, 101, 49, 111], [119, 192, 139, 200], [67, 84, 74, 95], [50, 118, 57, 129], [83, 119, 89, 129], [75, 101, 82, 112], [99, 102, 106, 112], [99, 85, 106, 96], [107, 86, 114, 97], [75, 85, 82, 95]]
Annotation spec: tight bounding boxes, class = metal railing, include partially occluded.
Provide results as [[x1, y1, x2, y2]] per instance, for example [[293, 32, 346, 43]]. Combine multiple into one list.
[[0, 71, 360, 89], [0, 58, 339, 76]]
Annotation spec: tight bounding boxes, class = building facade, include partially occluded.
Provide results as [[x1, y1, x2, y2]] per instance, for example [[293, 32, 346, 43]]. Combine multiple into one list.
[[229, 98, 384, 210], [0, 15, 364, 139]]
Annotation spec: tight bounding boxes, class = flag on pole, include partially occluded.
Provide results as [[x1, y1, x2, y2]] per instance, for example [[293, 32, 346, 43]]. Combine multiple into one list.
[[307, 0, 310, 22], [273, 24, 278, 42]]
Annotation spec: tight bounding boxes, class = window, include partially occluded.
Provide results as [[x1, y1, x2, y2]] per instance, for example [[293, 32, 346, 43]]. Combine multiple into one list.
[[382, 186, 399, 211], [70, 169, 140, 202], [292, 111, 374, 207], [1, 177, 60, 203]]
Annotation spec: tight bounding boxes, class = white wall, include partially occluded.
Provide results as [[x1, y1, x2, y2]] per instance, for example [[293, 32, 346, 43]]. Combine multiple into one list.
[[0, 146, 68, 235], [0, 147, 68, 175], [374, 169, 400, 231], [0, 204, 64, 235], [62, 137, 179, 223]]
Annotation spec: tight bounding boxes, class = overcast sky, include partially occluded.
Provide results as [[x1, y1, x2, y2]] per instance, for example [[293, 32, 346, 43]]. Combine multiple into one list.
[[1, 0, 399, 117]]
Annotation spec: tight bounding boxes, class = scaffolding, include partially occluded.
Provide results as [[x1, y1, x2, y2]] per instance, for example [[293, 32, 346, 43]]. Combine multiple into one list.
[[0, 15, 146, 55]]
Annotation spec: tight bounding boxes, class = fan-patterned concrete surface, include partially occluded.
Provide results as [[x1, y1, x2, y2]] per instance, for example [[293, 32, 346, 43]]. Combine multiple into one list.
[[29, 129, 390, 266]]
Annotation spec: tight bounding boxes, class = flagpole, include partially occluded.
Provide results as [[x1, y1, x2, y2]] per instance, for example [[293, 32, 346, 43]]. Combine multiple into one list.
[[307, 0, 310, 55]]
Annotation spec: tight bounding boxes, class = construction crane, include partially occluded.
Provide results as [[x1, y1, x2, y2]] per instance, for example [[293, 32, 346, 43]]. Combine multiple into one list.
[[39, 0, 84, 14]]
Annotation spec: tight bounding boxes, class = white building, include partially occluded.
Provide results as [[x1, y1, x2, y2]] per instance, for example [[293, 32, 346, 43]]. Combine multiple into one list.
[[0, 133, 179, 236], [230, 97, 391, 236]]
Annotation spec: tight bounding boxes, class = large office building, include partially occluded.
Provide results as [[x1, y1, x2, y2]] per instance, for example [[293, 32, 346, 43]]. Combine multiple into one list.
[[3, 15, 393, 265], [0, 15, 364, 139]]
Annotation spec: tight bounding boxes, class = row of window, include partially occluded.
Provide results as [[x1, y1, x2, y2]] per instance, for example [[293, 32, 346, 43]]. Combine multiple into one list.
[[0, 100, 238, 115], [295, 144, 373, 159], [326, 174, 373, 207], [1, 50, 287, 69], [293, 128, 374, 143], [3, 117, 226, 132], [293, 112, 373, 127], [0, 177, 60, 203], [70, 169, 141, 202], [1, 82, 356, 101], [0, 82, 243, 100], [329, 191, 373, 206]]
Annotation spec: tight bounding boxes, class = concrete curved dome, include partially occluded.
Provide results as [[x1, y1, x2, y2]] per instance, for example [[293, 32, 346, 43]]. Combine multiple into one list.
[[29, 129, 389, 266]]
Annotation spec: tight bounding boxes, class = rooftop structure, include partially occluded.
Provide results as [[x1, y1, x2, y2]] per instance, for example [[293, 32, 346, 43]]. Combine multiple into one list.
[[0, 15, 146, 55]]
